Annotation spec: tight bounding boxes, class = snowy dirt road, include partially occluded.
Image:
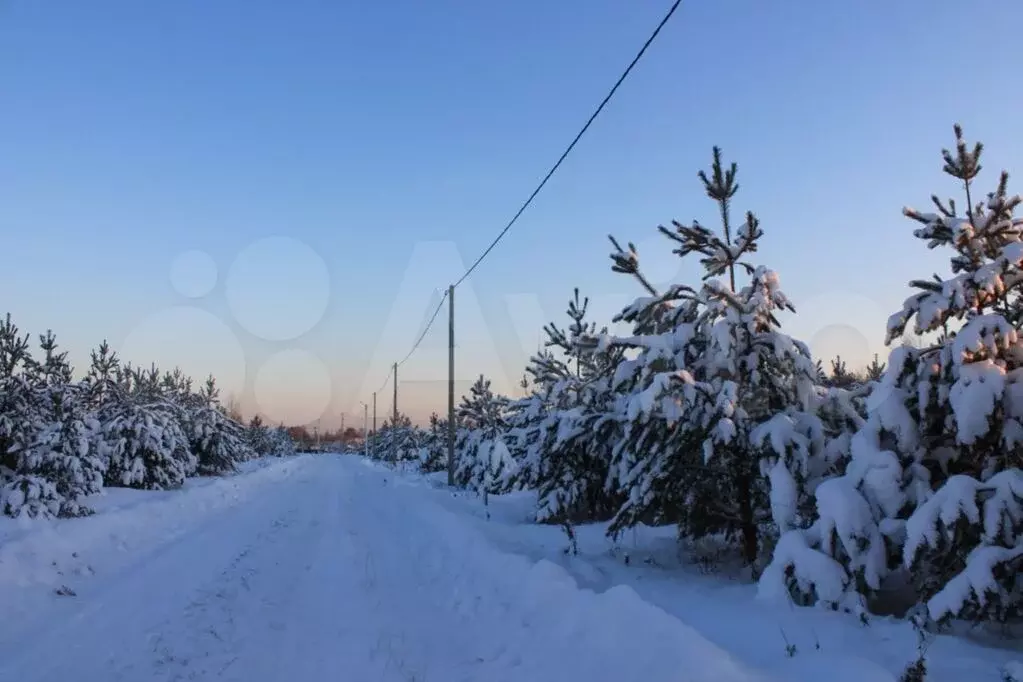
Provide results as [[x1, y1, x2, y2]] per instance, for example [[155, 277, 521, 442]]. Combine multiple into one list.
[[0, 455, 768, 682]]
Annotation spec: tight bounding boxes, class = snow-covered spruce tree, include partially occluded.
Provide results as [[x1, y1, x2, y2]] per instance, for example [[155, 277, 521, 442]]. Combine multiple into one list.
[[762, 126, 1023, 621], [598, 147, 827, 568], [418, 413, 449, 473], [267, 424, 297, 457], [502, 349, 568, 493], [0, 315, 37, 475], [371, 416, 394, 460], [454, 375, 512, 493], [887, 126, 1023, 625], [820, 356, 862, 390], [4, 331, 106, 517], [188, 376, 252, 475], [96, 362, 196, 490], [0, 315, 60, 517], [245, 415, 274, 457], [82, 340, 119, 410], [759, 387, 879, 611], [864, 354, 887, 383], [159, 367, 195, 408], [375, 413, 421, 463], [810, 354, 872, 497], [529, 289, 626, 524]]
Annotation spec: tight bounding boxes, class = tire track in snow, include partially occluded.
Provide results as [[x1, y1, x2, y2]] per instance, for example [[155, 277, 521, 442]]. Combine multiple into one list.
[[143, 505, 306, 681], [1, 456, 772, 682], [0, 459, 317, 682]]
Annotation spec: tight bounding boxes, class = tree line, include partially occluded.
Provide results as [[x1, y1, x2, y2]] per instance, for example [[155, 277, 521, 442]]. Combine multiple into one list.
[[366, 127, 1023, 642], [0, 320, 296, 518]]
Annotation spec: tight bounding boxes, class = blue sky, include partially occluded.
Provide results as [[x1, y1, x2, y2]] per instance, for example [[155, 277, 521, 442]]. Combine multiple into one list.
[[2, 0, 1021, 427]]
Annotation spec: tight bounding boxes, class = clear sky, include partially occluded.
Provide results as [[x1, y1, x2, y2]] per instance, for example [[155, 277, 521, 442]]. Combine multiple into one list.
[[2, 0, 1022, 428]]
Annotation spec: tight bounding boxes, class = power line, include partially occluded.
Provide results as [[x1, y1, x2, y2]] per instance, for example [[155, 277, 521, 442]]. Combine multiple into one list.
[[453, 0, 683, 288], [367, 0, 682, 400], [374, 365, 393, 395], [398, 289, 449, 367], [369, 289, 447, 397]]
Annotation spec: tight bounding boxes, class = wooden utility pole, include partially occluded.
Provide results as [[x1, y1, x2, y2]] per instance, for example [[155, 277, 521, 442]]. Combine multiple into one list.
[[372, 392, 377, 458], [361, 402, 368, 458], [447, 284, 455, 485], [392, 361, 398, 462]]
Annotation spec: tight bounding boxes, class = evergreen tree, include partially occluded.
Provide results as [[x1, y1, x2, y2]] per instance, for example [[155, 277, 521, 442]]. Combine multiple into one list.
[[83, 340, 120, 408], [761, 126, 1023, 621], [99, 362, 196, 490], [503, 348, 569, 493], [823, 356, 860, 389], [188, 376, 252, 475], [864, 353, 886, 382], [814, 358, 827, 385], [454, 375, 512, 492], [4, 331, 106, 517], [159, 367, 194, 407], [246, 415, 274, 457], [0, 314, 267, 514], [268, 424, 297, 457], [418, 413, 449, 473], [890, 126, 1023, 624], [599, 147, 824, 567], [0, 314, 38, 480], [375, 413, 421, 463], [530, 289, 625, 524]]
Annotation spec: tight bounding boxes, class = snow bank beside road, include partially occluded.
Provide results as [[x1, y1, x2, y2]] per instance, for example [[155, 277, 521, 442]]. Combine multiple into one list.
[[364, 462, 769, 682], [516, 561, 769, 681], [378, 461, 1020, 682]]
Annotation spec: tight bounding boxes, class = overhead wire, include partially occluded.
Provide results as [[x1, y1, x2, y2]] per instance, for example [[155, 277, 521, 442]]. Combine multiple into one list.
[[368, 288, 447, 397], [369, 0, 682, 395], [398, 289, 449, 368], [374, 365, 393, 395], [452, 0, 684, 288]]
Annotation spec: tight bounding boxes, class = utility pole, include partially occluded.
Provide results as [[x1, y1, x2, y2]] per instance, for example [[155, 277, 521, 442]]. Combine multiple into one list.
[[372, 392, 377, 458], [361, 402, 368, 458], [340, 413, 345, 451], [447, 284, 455, 486], [392, 361, 398, 462]]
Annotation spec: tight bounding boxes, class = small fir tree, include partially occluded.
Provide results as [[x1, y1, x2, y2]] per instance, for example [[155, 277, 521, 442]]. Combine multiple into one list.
[[864, 354, 886, 383], [246, 415, 274, 457], [91, 356, 195, 490], [5, 332, 106, 517], [454, 375, 512, 493], [891, 126, 1023, 624], [761, 126, 1023, 621], [599, 147, 824, 569], [188, 376, 252, 475], [532, 289, 625, 524], [418, 413, 449, 473]]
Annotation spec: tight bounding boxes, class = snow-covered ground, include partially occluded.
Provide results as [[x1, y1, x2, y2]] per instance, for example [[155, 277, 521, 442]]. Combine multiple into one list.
[[0, 454, 1019, 681]]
